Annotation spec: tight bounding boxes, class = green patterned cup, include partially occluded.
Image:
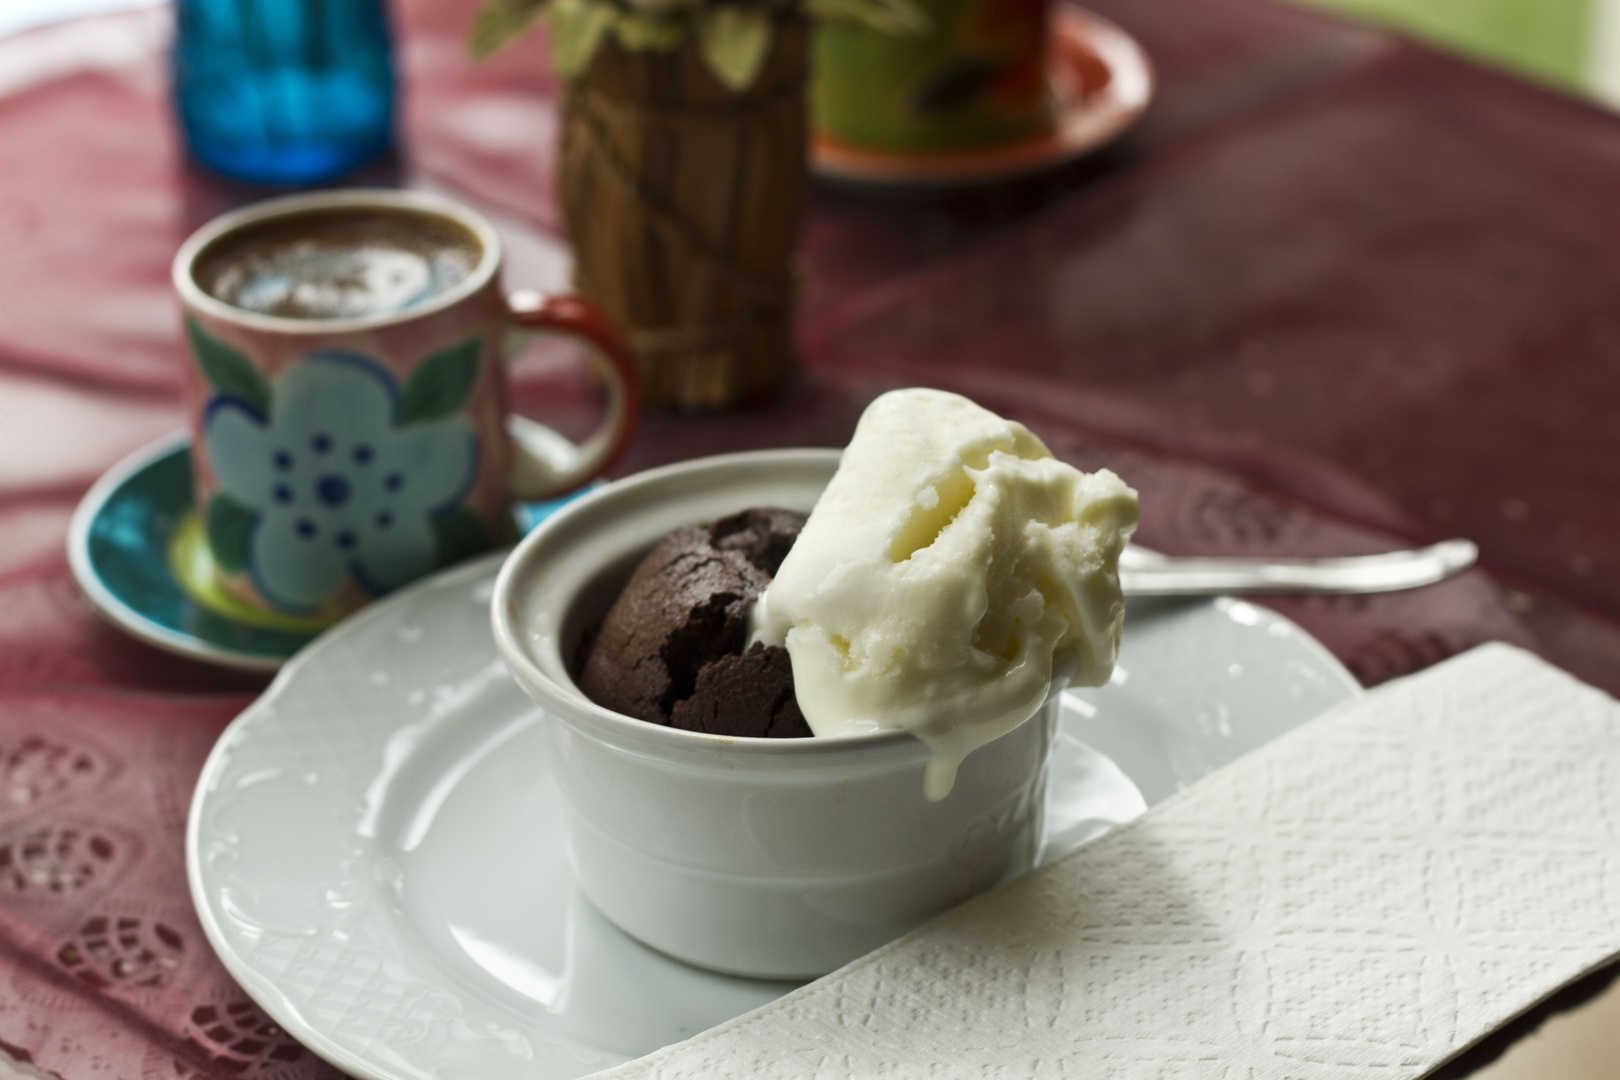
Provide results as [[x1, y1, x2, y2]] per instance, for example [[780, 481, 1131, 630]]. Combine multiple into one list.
[[812, 0, 1051, 153]]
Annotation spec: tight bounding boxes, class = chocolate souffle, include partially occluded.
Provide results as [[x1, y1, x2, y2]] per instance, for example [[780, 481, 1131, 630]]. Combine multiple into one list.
[[577, 508, 811, 739]]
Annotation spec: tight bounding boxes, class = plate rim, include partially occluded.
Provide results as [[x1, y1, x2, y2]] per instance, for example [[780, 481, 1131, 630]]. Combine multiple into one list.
[[185, 553, 524, 1080], [186, 556, 1360, 1080]]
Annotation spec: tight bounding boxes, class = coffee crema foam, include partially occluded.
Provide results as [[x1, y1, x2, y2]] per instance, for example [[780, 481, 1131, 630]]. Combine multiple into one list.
[[196, 209, 482, 320]]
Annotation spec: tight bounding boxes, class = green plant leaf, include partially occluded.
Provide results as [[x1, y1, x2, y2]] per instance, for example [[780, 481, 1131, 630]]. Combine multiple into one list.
[[205, 491, 256, 574], [430, 506, 495, 567], [398, 337, 483, 426], [697, 6, 773, 91], [468, 0, 550, 58], [548, 0, 618, 77], [613, 10, 686, 52], [803, 0, 928, 35], [186, 318, 272, 416]]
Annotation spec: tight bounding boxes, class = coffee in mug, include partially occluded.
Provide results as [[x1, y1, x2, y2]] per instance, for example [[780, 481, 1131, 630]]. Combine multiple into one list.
[[194, 208, 483, 321]]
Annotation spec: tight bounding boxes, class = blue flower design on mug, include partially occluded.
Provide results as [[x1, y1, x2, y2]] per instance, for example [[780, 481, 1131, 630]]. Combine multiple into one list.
[[195, 330, 486, 614]]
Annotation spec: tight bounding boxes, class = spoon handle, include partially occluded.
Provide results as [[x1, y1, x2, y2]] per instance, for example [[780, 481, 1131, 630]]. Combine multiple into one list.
[[1119, 539, 1479, 597]]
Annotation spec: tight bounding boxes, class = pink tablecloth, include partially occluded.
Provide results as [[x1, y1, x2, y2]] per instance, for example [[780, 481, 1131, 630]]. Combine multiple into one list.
[[0, 0, 1615, 1075]]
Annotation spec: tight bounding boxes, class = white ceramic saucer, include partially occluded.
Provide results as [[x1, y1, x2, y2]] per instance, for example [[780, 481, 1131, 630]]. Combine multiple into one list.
[[187, 556, 1359, 1080]]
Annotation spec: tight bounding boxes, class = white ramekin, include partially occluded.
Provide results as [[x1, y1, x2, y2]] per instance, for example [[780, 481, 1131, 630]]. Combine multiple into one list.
[[490, 449, 1062, 979]]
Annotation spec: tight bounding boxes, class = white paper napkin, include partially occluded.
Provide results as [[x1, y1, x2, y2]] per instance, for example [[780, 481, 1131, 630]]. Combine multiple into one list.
[[593, 643, 1620, 1079]]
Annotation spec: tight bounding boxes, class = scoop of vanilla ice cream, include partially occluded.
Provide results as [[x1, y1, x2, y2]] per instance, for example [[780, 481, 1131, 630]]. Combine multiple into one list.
[[753, 389, 1139, 800]]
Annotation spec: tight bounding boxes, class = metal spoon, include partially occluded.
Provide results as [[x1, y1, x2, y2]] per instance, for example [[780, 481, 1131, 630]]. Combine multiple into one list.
[[1119, 539, 1479, 597]]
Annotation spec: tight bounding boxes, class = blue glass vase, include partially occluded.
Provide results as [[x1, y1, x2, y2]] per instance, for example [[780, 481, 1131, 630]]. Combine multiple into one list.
[[175, 0, 395, 185]]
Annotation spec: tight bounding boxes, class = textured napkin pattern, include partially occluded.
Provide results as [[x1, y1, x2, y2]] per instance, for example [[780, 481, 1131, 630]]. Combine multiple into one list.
[[597, 644, 1620, 1079]]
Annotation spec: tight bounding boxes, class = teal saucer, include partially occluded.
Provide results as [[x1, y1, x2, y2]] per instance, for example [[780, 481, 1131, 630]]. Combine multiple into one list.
[[68, 432, 588, 673]]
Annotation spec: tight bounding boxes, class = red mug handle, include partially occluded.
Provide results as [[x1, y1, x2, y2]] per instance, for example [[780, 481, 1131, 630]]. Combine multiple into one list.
[[505, 290, 641, 500]]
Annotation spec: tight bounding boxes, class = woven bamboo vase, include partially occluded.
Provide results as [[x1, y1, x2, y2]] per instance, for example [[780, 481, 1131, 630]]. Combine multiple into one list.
[[557, 23, 808, 410]]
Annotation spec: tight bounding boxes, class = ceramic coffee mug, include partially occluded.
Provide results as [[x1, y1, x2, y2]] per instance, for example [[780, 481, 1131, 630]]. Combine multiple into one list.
[[173, 189, 640, 628]]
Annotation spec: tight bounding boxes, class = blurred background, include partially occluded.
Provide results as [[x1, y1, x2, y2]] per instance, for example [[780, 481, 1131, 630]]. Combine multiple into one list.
[[1295, 0, 1620, 102], [8, 0, 1620, 105], [2, 0, 1616, 1077]]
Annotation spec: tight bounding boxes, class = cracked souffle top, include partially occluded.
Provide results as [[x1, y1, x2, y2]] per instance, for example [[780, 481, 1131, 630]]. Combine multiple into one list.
[[576, 508, 811, 739]]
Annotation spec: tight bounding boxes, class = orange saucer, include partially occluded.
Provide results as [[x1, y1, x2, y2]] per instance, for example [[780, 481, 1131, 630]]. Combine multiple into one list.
[[811, 5, 1154, 187]]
